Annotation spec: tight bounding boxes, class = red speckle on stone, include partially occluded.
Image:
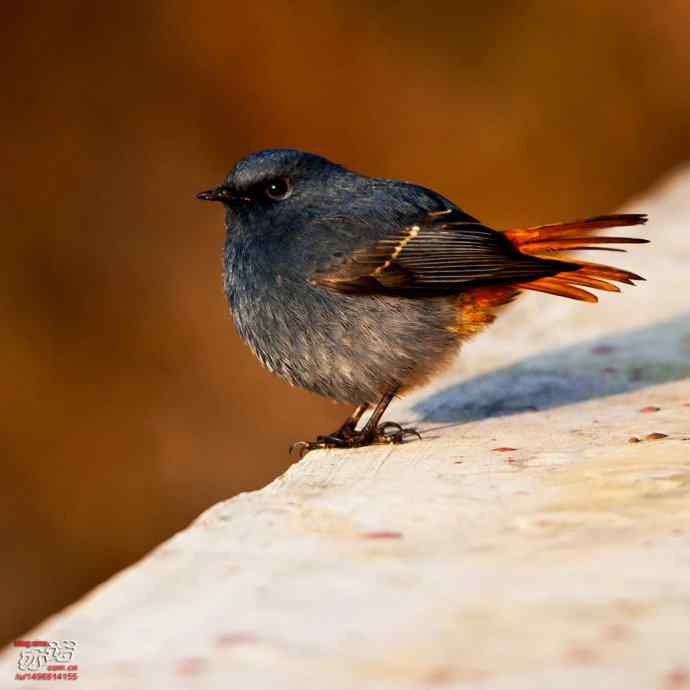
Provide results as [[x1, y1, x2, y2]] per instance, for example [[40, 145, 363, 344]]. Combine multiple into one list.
[[592, 345, 615, 355], [628, 436, 641, 443], [639, 406, 660, 413], [644, 432, 668, 441], [604, 624, 628, 641], [454, 461, 463, 464], [665, 667, 689, 690], [176, 658, 205, 676], [564, 647, 598, 665], [361, 531, 403, 540], [216, 632, 258, 647], [426, 668, 453, 685], [492, 447, 517, 452]]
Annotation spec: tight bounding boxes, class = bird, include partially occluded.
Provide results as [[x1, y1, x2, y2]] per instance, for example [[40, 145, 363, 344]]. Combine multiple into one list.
[[197, 148, 648, 453]]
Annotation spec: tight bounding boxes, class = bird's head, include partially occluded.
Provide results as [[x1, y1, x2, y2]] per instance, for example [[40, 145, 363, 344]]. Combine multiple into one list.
[[197, 149, 349, 221]]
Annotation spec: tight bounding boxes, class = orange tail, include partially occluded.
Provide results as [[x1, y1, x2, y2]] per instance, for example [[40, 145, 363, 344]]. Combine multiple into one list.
[[503, 213, 649, 303]]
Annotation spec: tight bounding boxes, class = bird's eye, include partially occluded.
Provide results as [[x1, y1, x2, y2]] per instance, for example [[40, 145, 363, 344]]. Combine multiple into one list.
[[264, 177, 292, 201]]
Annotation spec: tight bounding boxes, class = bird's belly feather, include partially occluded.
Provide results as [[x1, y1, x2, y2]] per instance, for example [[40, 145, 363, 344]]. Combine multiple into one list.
[[224, 259, 459, 405]]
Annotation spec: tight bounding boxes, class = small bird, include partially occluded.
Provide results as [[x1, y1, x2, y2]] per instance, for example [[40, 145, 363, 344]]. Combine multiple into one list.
[[197, 149, 648, 453]]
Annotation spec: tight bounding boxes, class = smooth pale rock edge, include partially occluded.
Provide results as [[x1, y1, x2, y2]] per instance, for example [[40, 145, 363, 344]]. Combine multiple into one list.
[[1, 168, 689, 690]]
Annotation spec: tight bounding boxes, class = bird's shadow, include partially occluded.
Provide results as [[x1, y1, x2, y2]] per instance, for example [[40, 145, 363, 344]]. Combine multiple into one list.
[[414, 313, 690, 424]]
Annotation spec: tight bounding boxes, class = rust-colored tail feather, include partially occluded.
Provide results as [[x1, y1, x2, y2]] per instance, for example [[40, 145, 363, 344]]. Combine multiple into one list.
[[504, 213, 648, 302]]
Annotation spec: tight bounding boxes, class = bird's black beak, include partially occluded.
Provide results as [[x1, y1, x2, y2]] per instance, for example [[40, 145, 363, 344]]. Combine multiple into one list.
[[196, 185, 233, 203]]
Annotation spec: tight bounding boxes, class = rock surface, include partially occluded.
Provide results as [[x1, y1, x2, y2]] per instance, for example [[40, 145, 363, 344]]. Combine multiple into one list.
[[2, 170, 690, 689]]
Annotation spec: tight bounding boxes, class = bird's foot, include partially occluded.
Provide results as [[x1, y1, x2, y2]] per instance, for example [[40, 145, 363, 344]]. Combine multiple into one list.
[[290, 422, 421, 457]]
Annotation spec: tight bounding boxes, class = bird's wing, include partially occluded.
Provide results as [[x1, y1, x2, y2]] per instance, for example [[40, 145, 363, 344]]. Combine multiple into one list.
[[309, 208, 565, 295]]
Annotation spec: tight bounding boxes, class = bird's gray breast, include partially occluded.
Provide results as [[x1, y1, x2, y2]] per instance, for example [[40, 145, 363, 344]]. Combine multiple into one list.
[[223, 236, 458, 405]]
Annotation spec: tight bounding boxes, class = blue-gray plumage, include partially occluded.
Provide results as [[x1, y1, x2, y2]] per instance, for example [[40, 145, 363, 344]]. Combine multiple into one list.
[[197, 149, 647, 451]]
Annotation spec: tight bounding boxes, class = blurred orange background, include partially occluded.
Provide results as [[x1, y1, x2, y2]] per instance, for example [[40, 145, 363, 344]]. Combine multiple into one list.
[[3, 1, 690, 645]]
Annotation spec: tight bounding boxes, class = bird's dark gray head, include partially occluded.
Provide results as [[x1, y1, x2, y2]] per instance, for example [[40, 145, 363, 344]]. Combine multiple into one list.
[[196, 148, 348, 211]]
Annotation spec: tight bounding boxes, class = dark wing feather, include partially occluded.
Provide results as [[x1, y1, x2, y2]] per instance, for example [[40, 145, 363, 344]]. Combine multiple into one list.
[[310, 208, 568, 296]]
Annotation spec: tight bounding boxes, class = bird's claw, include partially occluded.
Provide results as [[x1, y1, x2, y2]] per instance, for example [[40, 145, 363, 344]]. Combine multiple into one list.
[[288, 441, 312, 458], [377, 421, 422, 444], [290, 422, 421, 456]]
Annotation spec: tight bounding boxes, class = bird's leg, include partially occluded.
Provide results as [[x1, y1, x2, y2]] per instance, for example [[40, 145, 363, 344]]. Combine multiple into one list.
[[291, 388, 420, 456], [350, 388, 420, 446], [290, 404, 368, 456], [290, 404, 367, 456], [327, 403, 370, 441]]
